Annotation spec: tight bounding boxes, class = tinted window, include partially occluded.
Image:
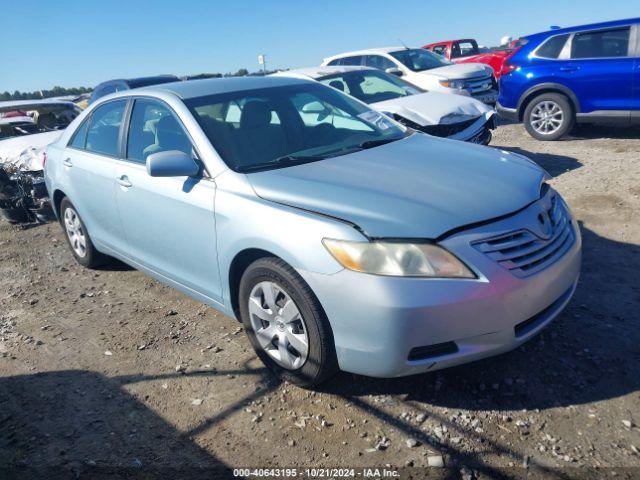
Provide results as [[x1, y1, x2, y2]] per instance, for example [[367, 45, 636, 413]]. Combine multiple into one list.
[[127, 99, 192, 163], [186, 83, 406, 172], [364, 55, 396, 70], [85, 100, 126, 156], [326, 59, 342, 66], [339, 56, 364, 66], [536, 34, 570, 59], [69, 119, 90, 149], [570, 27, 630, 59], [318, 70, 421, 104], [390, 49, 451, 72]]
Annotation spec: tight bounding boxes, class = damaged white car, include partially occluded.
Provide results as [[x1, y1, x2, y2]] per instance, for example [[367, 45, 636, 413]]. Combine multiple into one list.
[[275, 66, 495, 144], [0, 99, 81, 223]]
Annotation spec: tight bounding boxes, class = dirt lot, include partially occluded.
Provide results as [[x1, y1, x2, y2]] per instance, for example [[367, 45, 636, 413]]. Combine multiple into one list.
[[1, 123, 639, 479]]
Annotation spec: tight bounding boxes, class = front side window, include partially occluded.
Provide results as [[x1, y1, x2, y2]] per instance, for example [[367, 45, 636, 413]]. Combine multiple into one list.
[[85, 100, 126, 156], [390, 48, 451, 72], [432, 45, 447, 56], [570, 27, 630, 59], [364, 55, 396, 71], [339, 55, 364, 66], [535, 34, 570, 59], [452, 41, 479, 58], [186, 83, 407, 173], [127, 99, 192, 163], [318, 70, 421, 104]]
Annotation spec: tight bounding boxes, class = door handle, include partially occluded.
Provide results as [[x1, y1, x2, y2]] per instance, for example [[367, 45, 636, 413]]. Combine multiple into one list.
[[63, 158, 73, 167], [117, 175, 132, 188], [559, 66, 579, 72]]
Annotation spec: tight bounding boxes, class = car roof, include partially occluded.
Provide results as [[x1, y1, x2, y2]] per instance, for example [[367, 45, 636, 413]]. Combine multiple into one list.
[[524, 17, 640, 39], [0, 99, 78, 113], [95, 75, 179, 86], [141, 75, 312, 100], [277, 65, 375, 80], [324, 46, 412, 61]]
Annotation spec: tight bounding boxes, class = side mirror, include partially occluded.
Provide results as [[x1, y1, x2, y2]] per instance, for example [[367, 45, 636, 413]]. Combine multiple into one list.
[[385, 67, 403, 77], [301, 101, 326, 114], [146, 150, 200, 177]]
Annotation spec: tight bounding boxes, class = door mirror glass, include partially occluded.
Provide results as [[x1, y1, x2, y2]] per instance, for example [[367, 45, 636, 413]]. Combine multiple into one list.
[[385, 67, 403, 77], [146, 150, 200, 177]]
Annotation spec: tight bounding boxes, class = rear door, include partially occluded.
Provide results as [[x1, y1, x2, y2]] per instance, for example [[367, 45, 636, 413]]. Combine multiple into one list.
[[114, 97, 222, 302], [632, 24, 640, 123], [560, 25, 634, 116], [63, 99, 128, 253]]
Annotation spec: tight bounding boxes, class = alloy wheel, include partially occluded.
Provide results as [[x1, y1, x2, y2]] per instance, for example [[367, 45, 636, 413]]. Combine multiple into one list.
[[530, 100, 564, 135], [63, 207, 87, 258], [248, 281, 309, 370]]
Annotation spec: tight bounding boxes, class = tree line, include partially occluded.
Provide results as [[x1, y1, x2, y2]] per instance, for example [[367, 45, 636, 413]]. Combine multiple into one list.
[[1, 68, 277, 101]]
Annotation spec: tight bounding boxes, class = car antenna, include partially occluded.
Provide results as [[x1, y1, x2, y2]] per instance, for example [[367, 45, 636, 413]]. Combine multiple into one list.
[[398, 39, 410, 50]]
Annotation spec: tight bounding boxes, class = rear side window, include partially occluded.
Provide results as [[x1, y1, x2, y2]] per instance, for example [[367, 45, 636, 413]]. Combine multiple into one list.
[[364, 55, 396, 70], [535, 34, 569, 59], [570, 27, 630, 59], [85, 100, 126, 156], [127, 99, 192, 163], [339, 55, 364, 66], [69, 119, 90, 149]]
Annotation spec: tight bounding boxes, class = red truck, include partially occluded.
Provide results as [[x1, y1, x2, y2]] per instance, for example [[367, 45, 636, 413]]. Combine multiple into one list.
[[422, 39, 517, 79]]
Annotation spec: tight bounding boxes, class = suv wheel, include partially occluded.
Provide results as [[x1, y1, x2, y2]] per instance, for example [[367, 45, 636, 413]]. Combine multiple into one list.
[[60, 198, 109, 268], [238, 257, 338, 387], [523, 93, 574, 141]]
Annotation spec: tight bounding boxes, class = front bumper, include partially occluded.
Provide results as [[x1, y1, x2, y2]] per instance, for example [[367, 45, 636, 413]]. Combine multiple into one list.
[[496, 102, 519, 122], [299, 196, 582, 378]]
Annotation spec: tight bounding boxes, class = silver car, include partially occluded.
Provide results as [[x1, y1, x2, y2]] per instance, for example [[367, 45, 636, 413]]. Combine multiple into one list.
[[45, 77, 581, 386]]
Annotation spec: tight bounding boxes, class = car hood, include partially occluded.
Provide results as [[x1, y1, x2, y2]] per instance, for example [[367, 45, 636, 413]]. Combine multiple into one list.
[[424, 62, 493, 79], [247, 134, 546, 239], [372, 91, 493, 126]]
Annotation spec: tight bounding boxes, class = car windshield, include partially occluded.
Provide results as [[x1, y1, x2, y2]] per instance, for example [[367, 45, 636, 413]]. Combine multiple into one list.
[[0, 104, 80, 140], [317, 70, 423, 104], [390, 48, 452, 72], [185, 83, 408, 173]]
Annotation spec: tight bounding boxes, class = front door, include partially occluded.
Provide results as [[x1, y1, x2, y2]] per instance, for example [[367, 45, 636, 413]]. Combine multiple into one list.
[[114, 98, 222, 303]]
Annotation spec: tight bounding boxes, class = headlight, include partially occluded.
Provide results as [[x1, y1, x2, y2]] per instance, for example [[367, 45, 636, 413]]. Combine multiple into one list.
[[322, 239, 475, 278], [439, 79, 466, 89]]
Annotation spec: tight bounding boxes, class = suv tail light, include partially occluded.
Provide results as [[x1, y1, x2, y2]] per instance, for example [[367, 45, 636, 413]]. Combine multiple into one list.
[[499, 47, 522, 76]]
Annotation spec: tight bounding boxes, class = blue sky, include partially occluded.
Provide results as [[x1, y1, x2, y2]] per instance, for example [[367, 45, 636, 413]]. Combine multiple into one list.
[[1, 0, 638, 92]]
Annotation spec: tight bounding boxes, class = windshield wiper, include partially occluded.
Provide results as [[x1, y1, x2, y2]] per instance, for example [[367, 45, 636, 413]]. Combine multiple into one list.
[[240, 153, 328, 173], [357, 137, 405, 150]]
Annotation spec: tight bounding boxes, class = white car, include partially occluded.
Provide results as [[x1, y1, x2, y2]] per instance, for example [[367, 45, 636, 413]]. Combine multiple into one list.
[[322, 47, 498, 104], [0, 99, 81, 223], [275, 66, 495, 144]]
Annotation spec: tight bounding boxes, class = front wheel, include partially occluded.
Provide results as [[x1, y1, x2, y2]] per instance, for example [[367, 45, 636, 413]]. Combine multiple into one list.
[[523, 93, 574, 141], [238, 257, 338, 387], [60, 198, 109, 268]]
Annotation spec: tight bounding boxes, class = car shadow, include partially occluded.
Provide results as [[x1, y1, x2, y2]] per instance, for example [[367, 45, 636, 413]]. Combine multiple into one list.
[[491, 145, 582, 178], [568, 123, 640, 140], [0, 369, 236, 479], [322, 223, 640, 413]]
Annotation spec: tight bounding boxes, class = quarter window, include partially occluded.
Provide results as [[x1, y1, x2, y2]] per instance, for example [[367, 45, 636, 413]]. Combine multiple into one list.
[[85, 100, 126, 156], [570, 27, 630, 59], [535, 34, 570, 59], [69, 119, 90, 149], [127, 99, 192, 163]]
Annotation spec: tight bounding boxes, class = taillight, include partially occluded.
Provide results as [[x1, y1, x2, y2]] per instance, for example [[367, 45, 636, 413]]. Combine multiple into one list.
[[499, 47, 522, 76]]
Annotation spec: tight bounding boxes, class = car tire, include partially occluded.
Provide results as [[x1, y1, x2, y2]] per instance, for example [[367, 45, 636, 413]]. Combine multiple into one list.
[[238, 257, 339, 387], [59, 197, 109, 268], [523, 93, 574, 141]]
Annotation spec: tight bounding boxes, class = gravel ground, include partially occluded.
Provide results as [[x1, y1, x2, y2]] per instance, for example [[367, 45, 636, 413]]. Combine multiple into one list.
[[1, 123, 639, 479]]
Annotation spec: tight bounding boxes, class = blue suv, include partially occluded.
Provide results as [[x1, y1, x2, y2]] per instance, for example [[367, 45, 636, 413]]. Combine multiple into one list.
[[498, 18, 639, 140]]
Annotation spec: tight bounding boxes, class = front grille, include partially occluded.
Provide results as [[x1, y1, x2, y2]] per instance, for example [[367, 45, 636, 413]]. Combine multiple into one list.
[[464, 75, 494, 94], [472, 195, 575, 277], [419, 116, 480, 137]]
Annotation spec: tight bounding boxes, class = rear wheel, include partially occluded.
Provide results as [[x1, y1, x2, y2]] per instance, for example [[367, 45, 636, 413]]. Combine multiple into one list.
[[60, 198, 109, 268], [238, 257, 338, 387], [523, 93, 574, 141]]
